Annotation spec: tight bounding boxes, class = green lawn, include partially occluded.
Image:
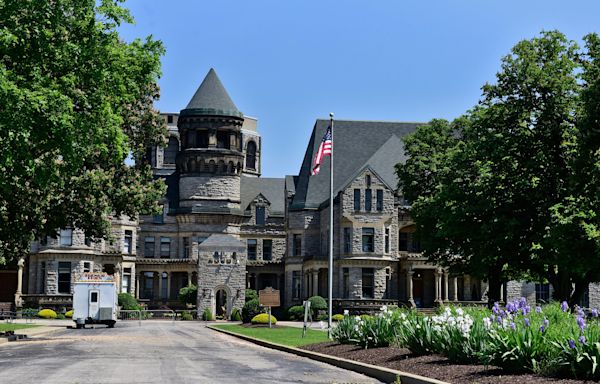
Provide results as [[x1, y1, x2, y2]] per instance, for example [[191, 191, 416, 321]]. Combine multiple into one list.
[[211, 324, 330, 347], [0, 324, 39, 332]]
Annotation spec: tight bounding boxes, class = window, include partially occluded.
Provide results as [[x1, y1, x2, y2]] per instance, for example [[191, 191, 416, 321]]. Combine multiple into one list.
[[90, 291, 98, 303], [123, 230, 133, 254], [246, 141, 257, 170], [535, 283, 550, 303], [247, 239, 257, 260], [362, 268, 374, 298], [343, 228, 351, 254], [365, 174, 371, 187], [292, 271, 301, 299], [183, 237, 190, 259], [60, 229, 72, 246], [385, 227, 390, 253], [167, 115, 173, 124], [293, 234, 302, 256], [399, 232, 408, 251], [58, 262, 71, 294], [160, 237, 171, 258], [83, 262, 92, 273], [144, 237, 155, 258], [410, 234, 421, 252], [164, 137, 179, 165], [84, 235, 92, 247], [263, 239, 272, 261], [362, 228, 374, 252], [256, 206, 265, 225], [40, 236, 47, 246], [365, 189, 372, 212], [216, 131, 229, 149], [343, 268, 350, 298], [153, 205, 164, 224], [353, 189, 361, 211], [142, 272, 154, 299], [122, 268, 131, 294], [376, 190, 383, 211]]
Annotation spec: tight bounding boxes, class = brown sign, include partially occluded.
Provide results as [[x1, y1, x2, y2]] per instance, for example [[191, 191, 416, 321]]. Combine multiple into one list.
[[258, 287, 280, 307]]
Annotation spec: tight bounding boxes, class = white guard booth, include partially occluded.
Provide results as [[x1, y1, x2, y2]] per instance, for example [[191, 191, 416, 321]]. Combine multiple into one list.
[[72, 272, 118, 329]]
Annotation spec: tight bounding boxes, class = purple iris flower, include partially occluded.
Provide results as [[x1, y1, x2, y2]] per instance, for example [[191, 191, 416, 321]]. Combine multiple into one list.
[[593, 308, 598, 318], [519, 297, 527, 308], [561, 301, 569, 312], [506, 302, 515, 313], [568, 339, 576, 349], [535, 306, 542, 314], [576, 306, 584, 317], [509, 322, 516, 330], [492, 302, 500, 315], [539, 325, 546, 333], [544, 318, 549, 327], [524, 318, 530, 327], [577, 316, 586, 331], [579, 336, 587, 345], [521, 306, 531, 316]]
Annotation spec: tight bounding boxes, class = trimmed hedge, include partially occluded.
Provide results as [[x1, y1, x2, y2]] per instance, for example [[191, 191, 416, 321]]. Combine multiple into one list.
[[242, 298, 263, 323], [65, 310, 73, 318], [308, 296, 327, 316], [38, 309, 57, 319], [332, 314, 344, 322], [287, 305, 305, 321], [251, 313, 277, 325], [118, 292, 141, 310]]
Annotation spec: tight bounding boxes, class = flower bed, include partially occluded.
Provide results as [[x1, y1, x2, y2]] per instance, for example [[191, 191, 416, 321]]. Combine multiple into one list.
[[329, 300, 600, 381]]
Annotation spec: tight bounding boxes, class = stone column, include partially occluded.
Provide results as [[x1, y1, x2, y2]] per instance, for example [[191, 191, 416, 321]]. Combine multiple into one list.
[[434, 270, 440, 304], [187, 272, 192, 287], [443, 271, 449, 302], [166, 272, 171, 301], [135, 273, 140, 299], [406, 270, 415, 307], [312, 270, 319, 297], [254, 273, 259, 291], [453, 277, 458, 302], [14, 257, 25, 308], [500, 283, 504, 302], [208, 129, 217, 148], [464, 275, 472, 300], [157, 272, 163, 301]]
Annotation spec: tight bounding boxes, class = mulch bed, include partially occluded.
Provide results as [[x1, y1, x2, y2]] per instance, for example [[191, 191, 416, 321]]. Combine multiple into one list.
[[301, 342, 592, 384]]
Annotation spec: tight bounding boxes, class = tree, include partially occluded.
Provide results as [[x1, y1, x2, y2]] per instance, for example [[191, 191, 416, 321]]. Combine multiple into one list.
[[178, 284, 197, 307], [0, 0, 167, 263]]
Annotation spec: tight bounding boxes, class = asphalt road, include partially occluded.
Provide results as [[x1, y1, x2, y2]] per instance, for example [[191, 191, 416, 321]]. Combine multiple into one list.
[[0, 321, 381, 384]]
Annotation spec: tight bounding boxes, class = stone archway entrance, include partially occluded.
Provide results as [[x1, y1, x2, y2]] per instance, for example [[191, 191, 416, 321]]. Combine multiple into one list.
[[215, 289, 228, 319]]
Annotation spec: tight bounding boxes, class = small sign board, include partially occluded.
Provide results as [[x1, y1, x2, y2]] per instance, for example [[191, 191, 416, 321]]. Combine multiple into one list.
[[75, 272, 115, 283], [258, 287, 280, 307]]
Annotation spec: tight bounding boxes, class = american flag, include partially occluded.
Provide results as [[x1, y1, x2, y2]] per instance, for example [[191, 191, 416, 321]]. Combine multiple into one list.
[[311, 126, 332, 175]]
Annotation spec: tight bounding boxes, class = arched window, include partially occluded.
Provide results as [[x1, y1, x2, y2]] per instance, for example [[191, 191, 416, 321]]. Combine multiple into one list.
[[164, 137, 179, 165], [246, 141, 256, 170]]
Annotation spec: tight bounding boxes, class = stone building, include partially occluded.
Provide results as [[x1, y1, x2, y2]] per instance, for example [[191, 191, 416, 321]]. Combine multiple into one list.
[[12, 68, 600, 314]]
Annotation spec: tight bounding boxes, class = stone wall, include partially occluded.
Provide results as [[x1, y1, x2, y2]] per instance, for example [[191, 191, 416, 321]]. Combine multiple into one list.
[[197, 253, 246, 319], [179, 175, 240, 208]]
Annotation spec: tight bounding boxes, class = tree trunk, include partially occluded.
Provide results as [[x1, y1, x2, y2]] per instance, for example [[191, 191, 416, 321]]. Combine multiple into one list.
[[550, 267, 572, 303], [487, 266, 502, 308], [570, 280, 588, 308]]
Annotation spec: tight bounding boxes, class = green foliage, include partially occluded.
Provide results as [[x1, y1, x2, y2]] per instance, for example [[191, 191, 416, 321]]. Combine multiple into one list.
[[118, 292, 141, 310], [37, 309, 57, 319], [242, 299, 263, 323], [65, 310, 73, 318], [245, 289, 258, 302], [332, 314, 344, 322], [180, 311, 193, 321], [308, 296, 327, 316], [331, 315, 360, 344], [56, 313, 65, 320], [202, 308, 213, 321], [251, 313, 277, 325], [396, 310, 436, 356], [287, 305, 305, 321], [0, 0, 168, 264], [230, 308, 242, 322], [178, 285, 197, 306]]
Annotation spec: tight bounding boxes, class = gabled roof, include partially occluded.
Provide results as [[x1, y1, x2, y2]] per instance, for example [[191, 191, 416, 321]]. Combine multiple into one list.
[[198, 234, 246, 252], [290, 119, 422, 210], [240, 176, 286, 216], [180, 68, 242, 118]]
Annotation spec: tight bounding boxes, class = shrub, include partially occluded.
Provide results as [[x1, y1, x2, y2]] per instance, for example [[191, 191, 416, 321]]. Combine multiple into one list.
[[287, 305, 305, 321], [397, 310, 436, 356], [181, 311, 193, 321], [308, 296, 327, 316], [332, 314, 360, 344], [37, 309, 57, 319], [242, 299, 263, 323], [251, 313, 277, 325], [202, 308, 213, 321], [65, 310, 73, 318], [332, 314, 344, 322], [118, 292, 141, 310], [56, 313, 65, 320], [230, 308, 242, 321], [245, 289, 258, 302], [178, 285, 197, 306]]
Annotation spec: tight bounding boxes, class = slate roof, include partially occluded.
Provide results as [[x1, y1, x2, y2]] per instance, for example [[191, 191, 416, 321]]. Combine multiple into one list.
[[290, 119, 423, 210], [198, 234, 246, 252], [181, 68, 243, 118], [240, 176, 286, 216]]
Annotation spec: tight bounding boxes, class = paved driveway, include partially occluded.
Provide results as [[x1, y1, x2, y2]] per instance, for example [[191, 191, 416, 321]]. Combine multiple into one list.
[[0, 321, 380, 383]]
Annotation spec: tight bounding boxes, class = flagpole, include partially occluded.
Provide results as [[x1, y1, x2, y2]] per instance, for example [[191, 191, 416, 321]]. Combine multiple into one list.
[[328, 112, 334, 338]]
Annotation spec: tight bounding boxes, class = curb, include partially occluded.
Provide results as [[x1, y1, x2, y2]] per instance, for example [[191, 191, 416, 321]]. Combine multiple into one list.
[[0, 326, 65, 347], [207, 325, 448, 384]]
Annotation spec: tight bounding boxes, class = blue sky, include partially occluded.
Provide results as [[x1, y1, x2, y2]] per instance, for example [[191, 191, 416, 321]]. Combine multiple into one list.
[[119, 0, 600, 177]]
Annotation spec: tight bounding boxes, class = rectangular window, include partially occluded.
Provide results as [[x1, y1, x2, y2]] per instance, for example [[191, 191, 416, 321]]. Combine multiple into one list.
[[410, 234, 421, 252], [362, 228, 374, 252], [122, 268, 131, 294], [58, 262, 71, 294], [123, 230, 133, 254], [167, 115, 173, 124], [343, 227, 352, 254], [142, 272, 154, 299], [160, 237, 171, 258], [385, 227, 390, 253], [183, 237, 190, 259], [90, 291, 98, 303], [293, 234, 302, 256], [535, 283, 550, 303], [362, 268, 374, 299], [83, 261, 91, 273], [247, 239, 257, 260], [256, 206, 265, 225], [365, 189, 372, 212], [153, 206, 164, 224], [60, 229, 73, 246], [399, 232, 408, 251], [40, 236, 48, 246], [144, 237, 155, 258], [353, 189, 361, 211], [343, 268, 350, 298], [84, 235, 92, 247], [263, 239, 272, 261], [376, 190, 384, 211], [292, 271, 301, 299]]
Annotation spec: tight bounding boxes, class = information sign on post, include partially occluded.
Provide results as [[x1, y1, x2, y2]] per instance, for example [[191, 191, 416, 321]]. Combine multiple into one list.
[[258, 287, 280, 328]]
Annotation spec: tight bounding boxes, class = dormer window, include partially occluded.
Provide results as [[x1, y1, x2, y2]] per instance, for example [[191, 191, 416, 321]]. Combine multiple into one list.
[[256, 206, 265, 225], [365, 174, 371, 188]]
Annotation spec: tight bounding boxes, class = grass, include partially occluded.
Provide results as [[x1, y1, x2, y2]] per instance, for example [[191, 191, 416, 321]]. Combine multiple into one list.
[[0, 324, 39, 332], [211, 324, 330, 347]]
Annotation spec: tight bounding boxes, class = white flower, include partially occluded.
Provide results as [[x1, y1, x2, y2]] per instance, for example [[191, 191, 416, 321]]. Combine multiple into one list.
[[354, 316, 361, 322], [343, 310, 349, 316]]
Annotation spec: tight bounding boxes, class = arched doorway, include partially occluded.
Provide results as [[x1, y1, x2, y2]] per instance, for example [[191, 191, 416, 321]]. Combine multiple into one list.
[[215, 289, 228, 319]]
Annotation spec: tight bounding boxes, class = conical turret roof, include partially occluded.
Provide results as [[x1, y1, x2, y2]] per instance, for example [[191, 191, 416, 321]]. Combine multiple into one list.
[[180, 68, 243, 118]]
